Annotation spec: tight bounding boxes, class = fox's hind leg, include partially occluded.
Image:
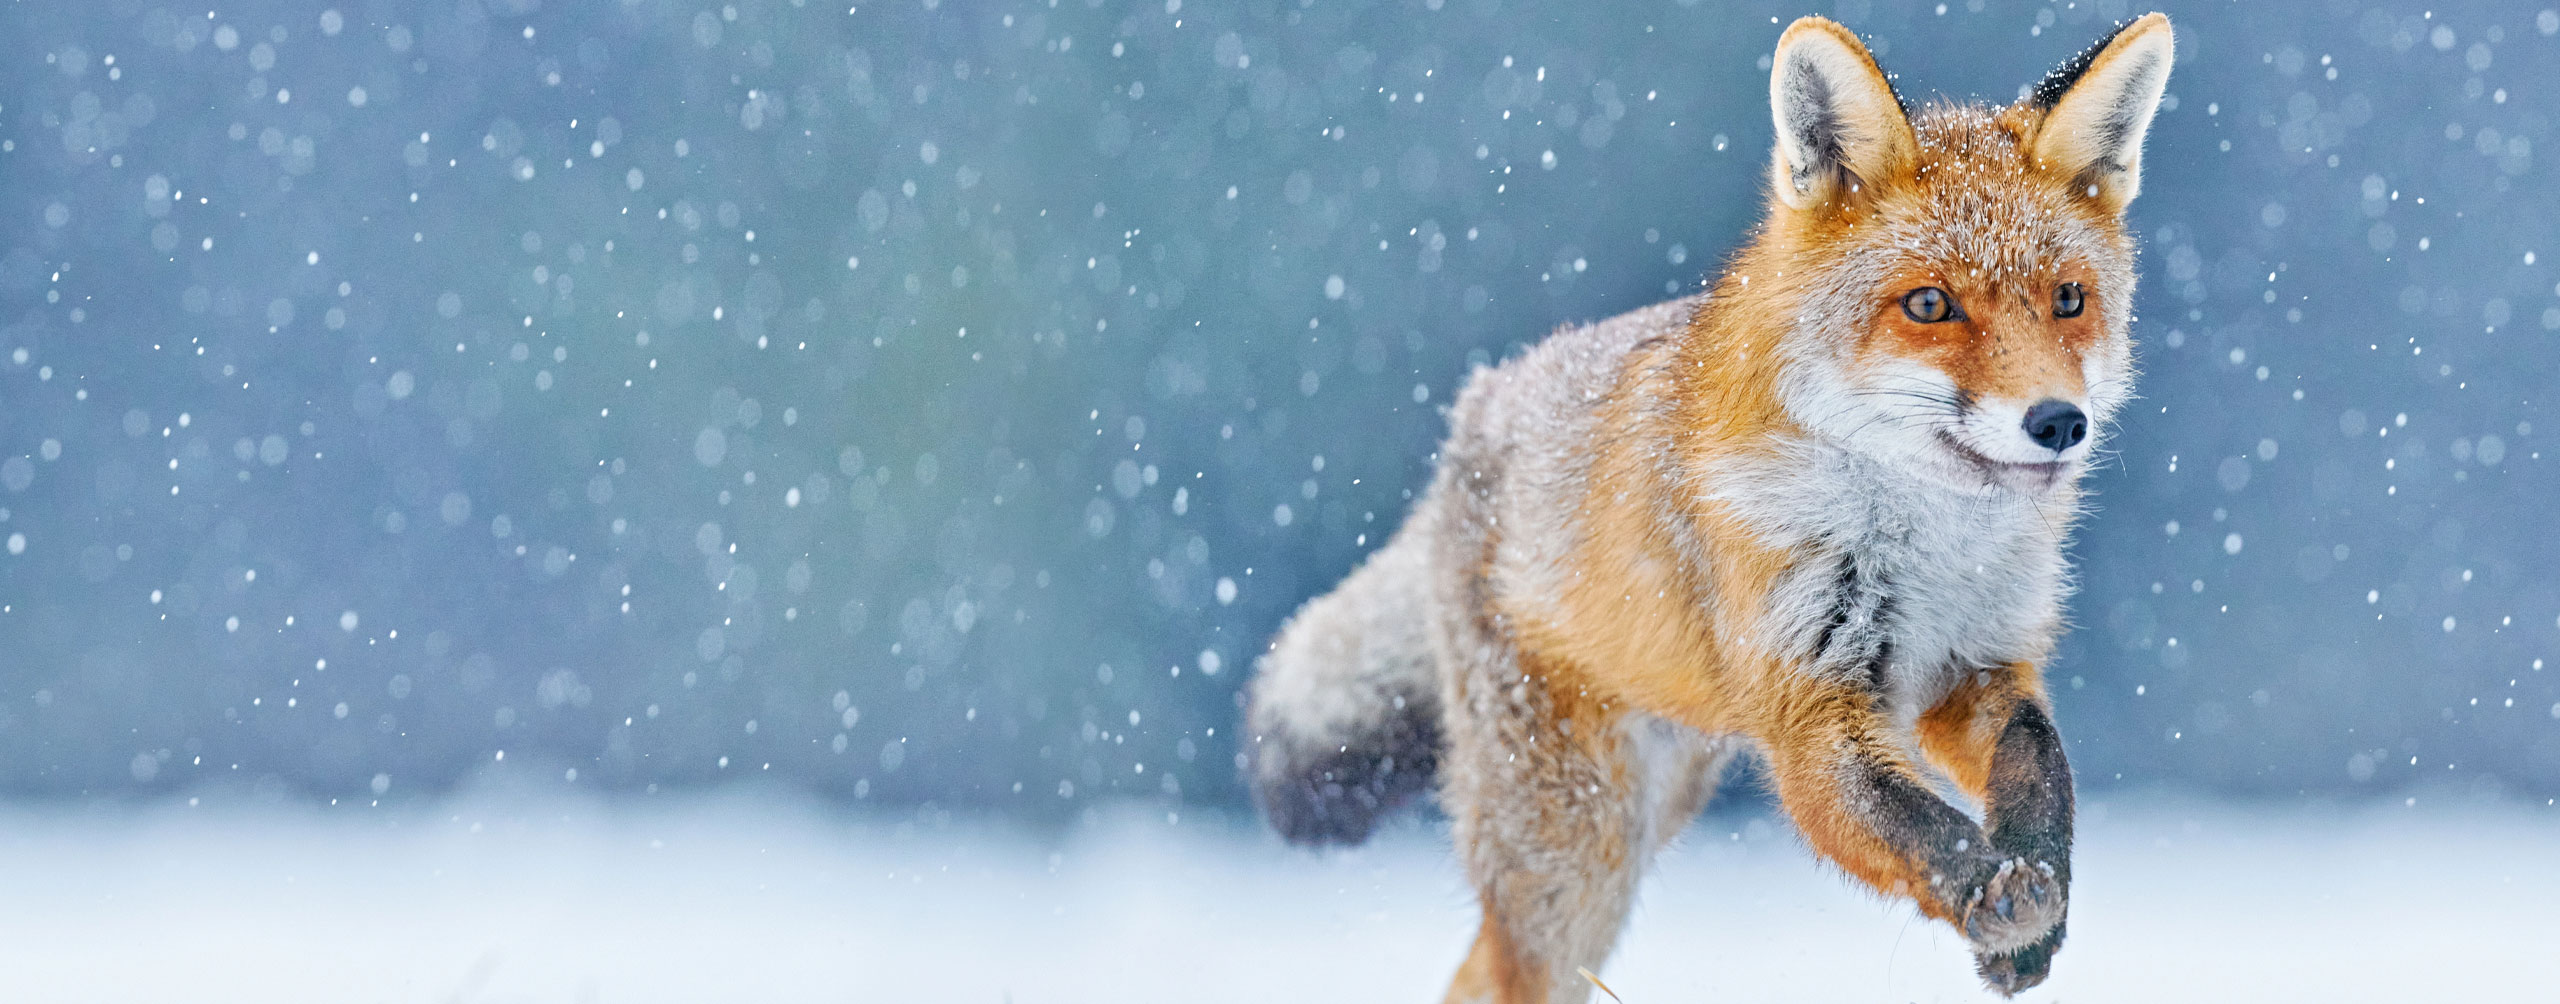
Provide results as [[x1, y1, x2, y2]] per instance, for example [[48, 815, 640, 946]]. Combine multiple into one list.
[[1440, 711, 1634, 1004], [1437, 650, 1731, 1004]]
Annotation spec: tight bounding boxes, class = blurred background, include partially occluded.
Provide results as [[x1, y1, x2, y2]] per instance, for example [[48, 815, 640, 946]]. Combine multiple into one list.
[[0, 0, 2555, 999]]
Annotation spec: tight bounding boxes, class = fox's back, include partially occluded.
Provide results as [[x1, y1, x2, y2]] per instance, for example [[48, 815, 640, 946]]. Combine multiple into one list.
[[1433, 295, 1705, 616]]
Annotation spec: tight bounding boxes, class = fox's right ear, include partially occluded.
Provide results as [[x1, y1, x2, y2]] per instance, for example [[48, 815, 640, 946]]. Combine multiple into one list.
[[2026, 13, 2175, 214], [1767, 17, 1916, 212]]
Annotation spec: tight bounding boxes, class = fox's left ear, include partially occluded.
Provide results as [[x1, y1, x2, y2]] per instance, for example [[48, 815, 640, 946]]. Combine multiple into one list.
[[2027, 12, 2174, 214]]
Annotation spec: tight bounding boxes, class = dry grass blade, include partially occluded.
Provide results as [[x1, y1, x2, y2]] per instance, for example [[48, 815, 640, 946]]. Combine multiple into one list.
[[1576, 965, 1625, 1003]]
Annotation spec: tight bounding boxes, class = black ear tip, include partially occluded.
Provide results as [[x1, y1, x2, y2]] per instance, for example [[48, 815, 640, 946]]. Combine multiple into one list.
[[2029, 13, 2175, 109], [2027, 19, 2136, 110]]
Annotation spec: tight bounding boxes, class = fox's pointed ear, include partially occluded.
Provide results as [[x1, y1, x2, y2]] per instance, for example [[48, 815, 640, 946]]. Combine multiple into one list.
[[1767, 17, 1916, 212], [2028, 12, 2174, 214]]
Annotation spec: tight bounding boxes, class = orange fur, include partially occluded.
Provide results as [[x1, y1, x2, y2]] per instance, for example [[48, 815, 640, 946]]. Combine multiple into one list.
[[1756, 679, 1957, 918], [1447, 907, 1541, 1004], [1918, 662, 2051, 801]]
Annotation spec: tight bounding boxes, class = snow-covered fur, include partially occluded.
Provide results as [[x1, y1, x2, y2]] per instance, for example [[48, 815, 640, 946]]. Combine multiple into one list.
[[1247, 14, 2174, 1003]]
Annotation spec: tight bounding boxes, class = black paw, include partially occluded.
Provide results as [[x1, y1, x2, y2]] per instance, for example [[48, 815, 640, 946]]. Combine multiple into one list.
[[1973, 919, 2066, 997]]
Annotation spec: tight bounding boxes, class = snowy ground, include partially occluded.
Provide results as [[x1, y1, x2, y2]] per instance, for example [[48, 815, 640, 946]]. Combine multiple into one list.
[[1, 785, 2552, 1003]]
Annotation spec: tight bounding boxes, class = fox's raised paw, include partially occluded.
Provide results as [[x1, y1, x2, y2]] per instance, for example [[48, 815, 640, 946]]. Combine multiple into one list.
[[1961, 857, 2065, 956], [1972, 918, 2065, 997]]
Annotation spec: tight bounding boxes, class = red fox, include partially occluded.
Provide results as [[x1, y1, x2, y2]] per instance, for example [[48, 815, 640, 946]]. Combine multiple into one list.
[[1246, 13, 2175, 1001]]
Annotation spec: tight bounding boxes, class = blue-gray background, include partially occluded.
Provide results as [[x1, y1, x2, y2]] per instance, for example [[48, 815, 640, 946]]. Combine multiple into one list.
[[1, 0, 2553, 815]]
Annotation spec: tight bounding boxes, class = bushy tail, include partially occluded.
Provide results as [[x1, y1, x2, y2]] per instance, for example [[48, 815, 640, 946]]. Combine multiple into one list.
[[1245, 533, 1443, 846]]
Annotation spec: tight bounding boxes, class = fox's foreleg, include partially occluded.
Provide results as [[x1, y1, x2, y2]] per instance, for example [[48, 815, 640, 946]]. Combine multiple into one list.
[[1759, 673, 2068, 997], [1919, 662, 2075, 994]]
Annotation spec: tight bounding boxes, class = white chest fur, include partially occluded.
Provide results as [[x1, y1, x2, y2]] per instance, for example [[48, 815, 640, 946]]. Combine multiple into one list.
[[1702, 442, 2074, 718]]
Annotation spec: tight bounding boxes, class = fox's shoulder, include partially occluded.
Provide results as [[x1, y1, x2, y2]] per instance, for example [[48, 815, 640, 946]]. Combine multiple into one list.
[[1448, 293, 1705, 441]]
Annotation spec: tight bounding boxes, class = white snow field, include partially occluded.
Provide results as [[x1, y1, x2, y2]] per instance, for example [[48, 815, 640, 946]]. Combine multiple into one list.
[[0, 786, 2551, 1003]]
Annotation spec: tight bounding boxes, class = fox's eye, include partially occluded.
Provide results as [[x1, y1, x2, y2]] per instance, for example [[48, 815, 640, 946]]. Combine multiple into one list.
[[2053, 282, 2086, 318], [1901, 286, 1957, 323]]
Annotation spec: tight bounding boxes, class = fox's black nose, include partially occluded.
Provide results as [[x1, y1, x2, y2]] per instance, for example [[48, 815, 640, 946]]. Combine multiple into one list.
[[2022, 400, 2088, 453]]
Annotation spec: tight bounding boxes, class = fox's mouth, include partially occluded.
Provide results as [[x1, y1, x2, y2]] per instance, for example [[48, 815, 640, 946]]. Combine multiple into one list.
[[1934, 432, 2068, 486]]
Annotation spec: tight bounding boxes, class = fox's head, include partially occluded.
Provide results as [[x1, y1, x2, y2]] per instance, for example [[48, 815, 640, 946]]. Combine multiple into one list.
[[1750, 14, 2173, 494]]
